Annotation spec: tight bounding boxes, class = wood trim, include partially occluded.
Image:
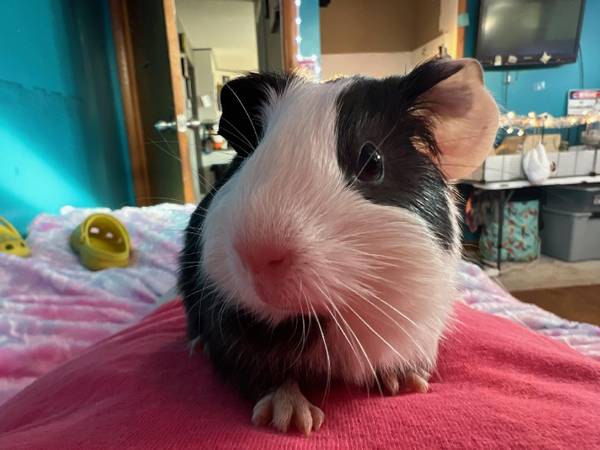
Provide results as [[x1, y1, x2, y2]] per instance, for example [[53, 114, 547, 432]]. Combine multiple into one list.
[[162, 0, 196, 204], [109, 0, 151, 206], [456, 0, 467, 58], [280, 0, 298, 72]]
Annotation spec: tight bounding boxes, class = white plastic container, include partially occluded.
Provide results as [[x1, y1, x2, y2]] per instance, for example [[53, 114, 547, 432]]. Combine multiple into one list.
[[574, 149, 597, 176], [556, 152, 577, 177], [502, 154, 524, 180]]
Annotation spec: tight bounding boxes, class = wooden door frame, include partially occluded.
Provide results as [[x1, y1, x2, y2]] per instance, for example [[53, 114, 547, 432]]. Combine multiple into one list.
[[109, 0, 195, 205], [109, 0, 152, 206], [280, 0, 299, 72], [162, 0, 195, 203]]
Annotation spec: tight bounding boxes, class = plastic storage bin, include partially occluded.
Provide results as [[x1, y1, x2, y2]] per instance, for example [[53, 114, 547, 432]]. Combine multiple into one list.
[[544, 184, 600, 213], [541, 207, 600, 261]]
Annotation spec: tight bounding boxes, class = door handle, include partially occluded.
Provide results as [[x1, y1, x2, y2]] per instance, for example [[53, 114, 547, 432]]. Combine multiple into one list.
[[154, 115, 202, 132]]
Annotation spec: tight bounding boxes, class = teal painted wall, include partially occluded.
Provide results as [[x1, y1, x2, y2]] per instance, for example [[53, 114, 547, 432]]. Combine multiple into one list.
[[299, 0, 321, 58], [298, 0, 321, 77], [0, 0, 133, 233], [465, 0, 600, 116]]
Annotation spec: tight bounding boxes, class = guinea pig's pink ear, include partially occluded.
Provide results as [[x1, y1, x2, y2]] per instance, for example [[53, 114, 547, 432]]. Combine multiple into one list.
[[218, 73, 292, 156], [417, 58, 499, 180]]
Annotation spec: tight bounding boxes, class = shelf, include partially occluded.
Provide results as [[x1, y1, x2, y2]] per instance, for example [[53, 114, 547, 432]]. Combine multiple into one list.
[[461, 175, 600, 191]]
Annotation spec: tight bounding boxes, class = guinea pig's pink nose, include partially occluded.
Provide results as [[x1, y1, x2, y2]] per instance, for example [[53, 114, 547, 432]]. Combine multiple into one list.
[[236, 244, 294, 279], [234, 242, 299, 308]]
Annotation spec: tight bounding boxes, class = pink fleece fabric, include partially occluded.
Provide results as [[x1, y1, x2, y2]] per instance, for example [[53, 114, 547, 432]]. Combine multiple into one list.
[[1, 300, 599, 449]]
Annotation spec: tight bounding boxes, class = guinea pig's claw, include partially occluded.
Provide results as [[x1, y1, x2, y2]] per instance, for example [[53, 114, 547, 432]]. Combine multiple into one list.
[[252, 380, 324, 436], [406, 371, 429, 393], [380, 369, 430, 395]]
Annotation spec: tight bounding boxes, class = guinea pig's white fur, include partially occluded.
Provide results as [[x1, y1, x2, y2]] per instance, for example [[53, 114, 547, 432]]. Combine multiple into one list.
[[201, 78, 461, 386]]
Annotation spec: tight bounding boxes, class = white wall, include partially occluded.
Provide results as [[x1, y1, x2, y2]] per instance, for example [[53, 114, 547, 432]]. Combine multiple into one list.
[[192, 49, 219, 123], [175, 0, 258, 72]]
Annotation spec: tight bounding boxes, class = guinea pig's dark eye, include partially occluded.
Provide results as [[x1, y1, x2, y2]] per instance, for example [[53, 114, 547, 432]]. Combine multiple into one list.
[[356, 141, 384, 183]]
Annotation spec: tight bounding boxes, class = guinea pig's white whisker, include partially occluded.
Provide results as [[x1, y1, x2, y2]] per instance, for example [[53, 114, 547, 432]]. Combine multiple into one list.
[[370, 294, 425, 336], [319, 298, 364, 386], [177, 262, 204, 272], [178, 238, 208, 251], [343, 301, 411, 370], [352, 292, 431, 367], [151, 134, 219, 191], [324, 291, 383, 397], [154, 134, 213, 189], [223, 83, 259, 145], [289, 299, 308, 369], [287, 285, 307, 367], [183, 282, 209, 310], [297, 280, 311, 359], [217, 119, 254, 147], [352, 140, 379, 183], [184, 278, 218, 332], [309, 271, 382, 396], [148, 140, 217, 192], [147, 138, 178, 160], [307, 300, 331, 403], [377, 124, 398, 149], [216, 298, 229, 340], [341, 267, 391, 287], [219, 116, 256, 149], [215, 127, 253, 155]]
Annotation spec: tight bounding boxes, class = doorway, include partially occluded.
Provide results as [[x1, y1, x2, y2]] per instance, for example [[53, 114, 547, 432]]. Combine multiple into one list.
[[109, 0, 298, 205]]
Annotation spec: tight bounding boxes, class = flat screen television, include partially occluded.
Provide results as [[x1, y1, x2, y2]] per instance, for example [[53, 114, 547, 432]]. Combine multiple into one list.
[[475, 0, 585, 68]]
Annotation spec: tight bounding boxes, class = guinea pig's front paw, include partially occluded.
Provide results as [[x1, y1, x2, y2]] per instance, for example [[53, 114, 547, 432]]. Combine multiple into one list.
[[251, 380, 324, 436], [380, 369, 430, 395]]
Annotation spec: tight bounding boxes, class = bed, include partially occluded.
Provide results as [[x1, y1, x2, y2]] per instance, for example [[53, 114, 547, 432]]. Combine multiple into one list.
[[1, 203, 599, 408]]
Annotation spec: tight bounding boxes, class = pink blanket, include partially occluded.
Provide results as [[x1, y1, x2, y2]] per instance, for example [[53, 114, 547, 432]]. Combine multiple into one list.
[[1, 204, 599, 408], [1, 300, 599, 448]]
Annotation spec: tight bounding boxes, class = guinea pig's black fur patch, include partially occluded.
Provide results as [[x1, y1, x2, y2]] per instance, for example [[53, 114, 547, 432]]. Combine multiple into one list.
[[335, 59, 460, 249], [218, 73, 295, 156]]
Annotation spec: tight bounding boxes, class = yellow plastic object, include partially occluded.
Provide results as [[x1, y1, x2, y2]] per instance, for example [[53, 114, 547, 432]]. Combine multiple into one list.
[[0, 216, 31, 257], [69, 213, 131, 270]]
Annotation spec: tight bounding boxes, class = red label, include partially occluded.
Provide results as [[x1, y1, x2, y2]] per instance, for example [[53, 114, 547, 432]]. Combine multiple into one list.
[[570, 90, 600, 100]]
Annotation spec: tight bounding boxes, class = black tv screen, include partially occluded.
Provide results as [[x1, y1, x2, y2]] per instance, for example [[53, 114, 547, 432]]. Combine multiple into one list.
[[475, 0, 585, 68]]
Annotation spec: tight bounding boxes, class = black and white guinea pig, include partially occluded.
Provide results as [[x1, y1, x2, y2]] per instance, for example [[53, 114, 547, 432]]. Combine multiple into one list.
[[179, 58, 498, 435]]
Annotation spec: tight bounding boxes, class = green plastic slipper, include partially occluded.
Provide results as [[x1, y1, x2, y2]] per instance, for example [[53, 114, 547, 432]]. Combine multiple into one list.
[[69, 213, 131, 270], [0, 216, 31, 257]]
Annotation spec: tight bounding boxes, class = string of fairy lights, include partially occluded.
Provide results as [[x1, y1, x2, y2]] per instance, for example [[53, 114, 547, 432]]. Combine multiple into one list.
[[500, 111, 600, 136], [293, 0, 321, 79]]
